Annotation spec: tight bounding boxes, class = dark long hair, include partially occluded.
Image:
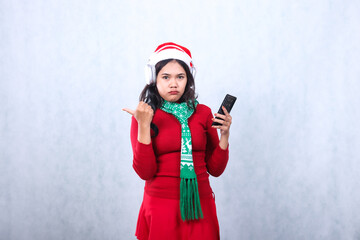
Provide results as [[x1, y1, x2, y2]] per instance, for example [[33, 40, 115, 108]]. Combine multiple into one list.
[[139, 59, 198, 136]]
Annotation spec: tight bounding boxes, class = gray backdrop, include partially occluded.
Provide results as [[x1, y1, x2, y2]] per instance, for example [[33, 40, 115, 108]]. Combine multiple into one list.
[[1, 0, 360, 239]]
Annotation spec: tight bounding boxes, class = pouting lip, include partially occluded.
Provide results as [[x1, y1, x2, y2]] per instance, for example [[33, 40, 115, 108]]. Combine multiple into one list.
[[169, 91, 179, 95]]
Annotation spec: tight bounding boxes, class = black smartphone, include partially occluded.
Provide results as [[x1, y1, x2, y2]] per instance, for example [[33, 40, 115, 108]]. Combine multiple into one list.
[[212, 94, 237, 126]]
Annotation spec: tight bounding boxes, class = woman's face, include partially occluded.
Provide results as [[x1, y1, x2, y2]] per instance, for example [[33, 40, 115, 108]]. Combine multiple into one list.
[[156, 60, 187, 102]]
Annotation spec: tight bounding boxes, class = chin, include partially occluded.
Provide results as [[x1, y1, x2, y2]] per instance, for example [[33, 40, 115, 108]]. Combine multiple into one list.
[[165, 96, 181, 102]]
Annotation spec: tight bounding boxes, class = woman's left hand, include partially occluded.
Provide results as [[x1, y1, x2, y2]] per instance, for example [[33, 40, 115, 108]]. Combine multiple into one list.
[[212, 106, 232, 137]]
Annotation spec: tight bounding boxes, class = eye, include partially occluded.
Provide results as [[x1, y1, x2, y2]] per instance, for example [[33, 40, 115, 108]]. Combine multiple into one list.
[[162, 76, 169, 80], [178, 75, 185, 79]]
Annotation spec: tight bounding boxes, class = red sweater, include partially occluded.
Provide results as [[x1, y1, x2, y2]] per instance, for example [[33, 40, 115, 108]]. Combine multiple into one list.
[[130, 104, 229, 199]]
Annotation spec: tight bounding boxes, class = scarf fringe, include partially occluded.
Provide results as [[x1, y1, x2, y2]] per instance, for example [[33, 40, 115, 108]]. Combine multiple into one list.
[[180, 178, 203, 221]]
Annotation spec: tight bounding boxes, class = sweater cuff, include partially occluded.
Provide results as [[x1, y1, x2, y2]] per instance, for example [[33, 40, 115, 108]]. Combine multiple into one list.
[[135, 141, 154, 155], [218, 144, 229, 152], [214, 144, 229, 162]]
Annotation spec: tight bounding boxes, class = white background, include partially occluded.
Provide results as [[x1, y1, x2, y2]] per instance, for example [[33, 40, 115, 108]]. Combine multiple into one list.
[[1, 0, 360, 239]]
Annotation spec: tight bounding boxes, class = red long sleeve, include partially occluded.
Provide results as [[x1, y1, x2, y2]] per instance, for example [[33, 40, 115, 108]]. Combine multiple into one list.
[[130, 116, 157, 180], [204, 110, 229, 177], [129, 104, 229, 199]]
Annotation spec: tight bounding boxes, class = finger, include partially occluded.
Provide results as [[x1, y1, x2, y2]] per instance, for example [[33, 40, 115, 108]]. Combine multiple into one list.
[[139, 101, 150, 107], [138, 101, 145, 108], [139, 102, 152, 111], [138, 101, 148, 108], [212, 117, 225, 125], [214, 113, 226, 120], [222, 106, 230, 117], [219, 108, 232, 123], [144, 104, 153, 113], [122, 108, 135, 116]]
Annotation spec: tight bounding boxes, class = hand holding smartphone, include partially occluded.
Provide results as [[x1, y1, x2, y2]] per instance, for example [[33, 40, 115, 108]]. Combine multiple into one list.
[[212, 94, 237, 126]]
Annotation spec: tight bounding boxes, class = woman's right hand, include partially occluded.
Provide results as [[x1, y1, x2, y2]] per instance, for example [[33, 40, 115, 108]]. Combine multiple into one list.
[[122, 101, 154, 126], [123, 102, 154, 144]]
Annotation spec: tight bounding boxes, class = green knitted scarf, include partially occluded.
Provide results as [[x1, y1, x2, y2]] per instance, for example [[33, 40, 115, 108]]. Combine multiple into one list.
[[161, 100, 203, 221]]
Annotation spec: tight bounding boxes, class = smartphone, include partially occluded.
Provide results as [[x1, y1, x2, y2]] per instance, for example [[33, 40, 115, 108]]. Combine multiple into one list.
[[212, 94, 237, 126]]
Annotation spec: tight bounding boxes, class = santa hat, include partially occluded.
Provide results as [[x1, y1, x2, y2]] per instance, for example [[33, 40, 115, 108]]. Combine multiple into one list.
[[145, 42, 196, 84]]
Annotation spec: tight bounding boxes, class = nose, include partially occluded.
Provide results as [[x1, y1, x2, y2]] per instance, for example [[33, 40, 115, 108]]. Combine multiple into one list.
[[169, 78, 178, 88]]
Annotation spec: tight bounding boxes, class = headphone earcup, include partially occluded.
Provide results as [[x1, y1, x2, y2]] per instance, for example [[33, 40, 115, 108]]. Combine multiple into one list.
[[191, 66, 196, 79], [150, 65, 156, 83], [144, 64, 154, 84]]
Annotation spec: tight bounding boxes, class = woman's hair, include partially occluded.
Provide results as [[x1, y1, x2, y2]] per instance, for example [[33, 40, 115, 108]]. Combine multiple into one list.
[[139, 58, 197, 110], [139, 58, 197, 137]]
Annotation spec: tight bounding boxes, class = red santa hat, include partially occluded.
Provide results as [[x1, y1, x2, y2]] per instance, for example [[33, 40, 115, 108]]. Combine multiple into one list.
[[145, 42, 196, 84]]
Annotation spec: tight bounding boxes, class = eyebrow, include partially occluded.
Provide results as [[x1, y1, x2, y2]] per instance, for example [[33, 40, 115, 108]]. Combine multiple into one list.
[[161, 73, 185, 76]]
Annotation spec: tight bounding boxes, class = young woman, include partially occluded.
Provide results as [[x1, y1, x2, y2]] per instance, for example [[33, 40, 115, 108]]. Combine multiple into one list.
[[123, 42, 232, 240]]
